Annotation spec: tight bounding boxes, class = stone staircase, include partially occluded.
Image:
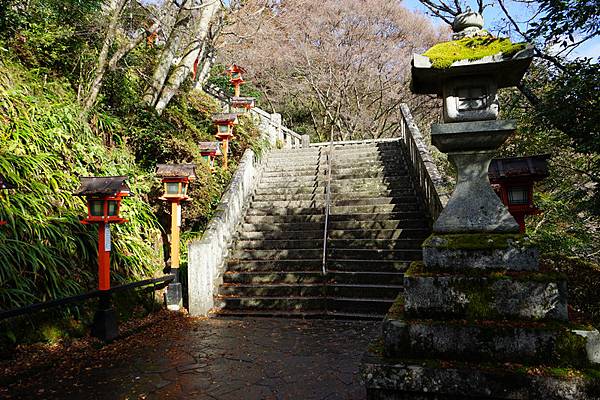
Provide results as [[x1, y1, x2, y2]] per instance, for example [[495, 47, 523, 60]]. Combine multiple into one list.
[[215, 140, 432, 319]]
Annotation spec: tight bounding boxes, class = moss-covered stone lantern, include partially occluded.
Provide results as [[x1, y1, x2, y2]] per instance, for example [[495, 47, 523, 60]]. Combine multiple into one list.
[[199, 141, 222, 172], [226, 64, 246, 97], [74, 176, 131, 341], [362, 12, 600, 400], [212, 113, 238, 170], [0, 173, 13, 226], [156, 164, 196, 311], [489, 154, 550, 233]]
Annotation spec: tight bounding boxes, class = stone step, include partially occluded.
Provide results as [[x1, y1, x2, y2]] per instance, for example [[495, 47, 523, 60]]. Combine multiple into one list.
[[247, 204, 423, 215], [252, 190, 417, 201], [223, 270, 406, 286], [383, 317, 599, 366], [226, 259, 322, 272], [232, 248, 421, 262], [328, 248, 423, 261], [213, 309, 380, 320], [244, 212, 425, 225], [260, 169, 409, 183], [254, 187, 416, 197], [226, 259, 412, 273], [234, 238, 423, 250], [327, 259, 412, 272], [256, 175, 412, 189], [262, 159, 406, 173], [328, 270, 405, 285], [223, 271, 326, 285], [241, 218, 429, 232], [262, 164, 405, 177], [219, 283, 401, 299], [250, 196, 420, 209], [218, 295, 394, 316], [267, 155, 405, 167], [238, 228, 430, 241], [267, 146, 399, 160]]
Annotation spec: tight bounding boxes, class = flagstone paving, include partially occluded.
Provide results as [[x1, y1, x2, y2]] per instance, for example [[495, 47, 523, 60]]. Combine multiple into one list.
[[8, 317, 379, 400]]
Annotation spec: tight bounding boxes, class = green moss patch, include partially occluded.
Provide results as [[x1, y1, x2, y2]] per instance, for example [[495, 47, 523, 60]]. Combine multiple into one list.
[[387, 295, 405, 319], [423, 36, 528, 69], [405, 261, 425, 276], [422, 233, 529, 250]]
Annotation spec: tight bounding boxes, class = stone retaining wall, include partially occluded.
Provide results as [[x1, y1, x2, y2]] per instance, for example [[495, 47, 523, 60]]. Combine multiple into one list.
[[187, 150, 264, 316]]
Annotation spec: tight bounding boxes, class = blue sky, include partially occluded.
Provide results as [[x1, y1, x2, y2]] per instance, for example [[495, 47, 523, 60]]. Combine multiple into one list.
[[402, 0, 599, 60]]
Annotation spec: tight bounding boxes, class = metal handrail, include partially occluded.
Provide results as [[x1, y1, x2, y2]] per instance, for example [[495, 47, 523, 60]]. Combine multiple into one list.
[[321, 131, 334, 275]]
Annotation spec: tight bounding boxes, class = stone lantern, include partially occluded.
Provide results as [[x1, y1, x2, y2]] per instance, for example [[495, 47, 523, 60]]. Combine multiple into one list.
[[489, 154, 550, 232], [74, 176, 131, 341], [212, 113, 238, 170], [226, 64, 246, 97], [362, 12, 600, 399], [156, 164, 196, 311], [0, 173, 13, 226]]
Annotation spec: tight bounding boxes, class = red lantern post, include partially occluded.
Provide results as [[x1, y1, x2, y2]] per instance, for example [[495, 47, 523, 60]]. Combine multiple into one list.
[[74, 176, 130, 341], [199, 142, 222, 172], [156, 164, 196, 311], [226, 64, 246, 97], [488, 155, 550, 233], [212, 113, 238, 170]]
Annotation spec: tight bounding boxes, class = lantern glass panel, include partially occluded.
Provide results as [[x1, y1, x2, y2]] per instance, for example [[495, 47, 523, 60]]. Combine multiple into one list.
[[181, 183, 188, 195], [508, 187, 529, 205], [90, 200, 104, 217], [218, 125, 229, 134], [107, 200, 119, 216], [166, 182, 180, 195], [232, 72, 241, 80]]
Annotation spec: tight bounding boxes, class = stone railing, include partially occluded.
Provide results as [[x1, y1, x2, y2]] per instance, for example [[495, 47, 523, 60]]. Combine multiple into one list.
[[187, 150, 264, 316], [399, 103, 448, 220], [203, 83, 308, 149], [250, 107, 307, 149]]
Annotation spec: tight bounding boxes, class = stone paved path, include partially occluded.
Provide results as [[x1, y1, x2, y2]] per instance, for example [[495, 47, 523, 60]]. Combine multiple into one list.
[[15, 317, 379, 400]]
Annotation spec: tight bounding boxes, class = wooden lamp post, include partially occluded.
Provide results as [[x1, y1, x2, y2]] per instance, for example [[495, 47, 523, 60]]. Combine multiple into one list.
[[212, 113, 238, 170], [199, 142, 222, 173], [74, 176, 130, 341], [489, 154, 550, 233], [0, 174, 13, 226], [226, 64, 246, 97], [156, 163, 196, 311]]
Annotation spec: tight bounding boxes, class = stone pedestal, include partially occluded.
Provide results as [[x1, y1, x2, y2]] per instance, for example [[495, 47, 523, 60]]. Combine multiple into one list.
[[361, 14, 599, 398]]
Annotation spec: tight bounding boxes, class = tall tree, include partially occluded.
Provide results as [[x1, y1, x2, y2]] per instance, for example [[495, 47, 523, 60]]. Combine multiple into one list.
[[218, 0, 446, 141]]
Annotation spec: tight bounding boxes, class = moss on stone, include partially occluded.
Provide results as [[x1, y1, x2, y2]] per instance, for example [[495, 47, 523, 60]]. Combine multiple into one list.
[[553, 329, 590, 367], [368, 337, 385, 356], [387, 295, 405, 319], [405, 261, 425, 276], [422, 233, 528, 250], [423, 36, 528, 69]]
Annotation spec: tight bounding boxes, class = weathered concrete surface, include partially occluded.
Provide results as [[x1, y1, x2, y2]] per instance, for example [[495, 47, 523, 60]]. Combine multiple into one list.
[[188, 150, 263, 316], [382, 318, 600, 366], [431, 120, 515, 152], [4, 318, 379, 400], [423, 235, 538, 270], [431, 152, 520, 234], [404, 274, 568, 321], [361, 351, 600, 400]]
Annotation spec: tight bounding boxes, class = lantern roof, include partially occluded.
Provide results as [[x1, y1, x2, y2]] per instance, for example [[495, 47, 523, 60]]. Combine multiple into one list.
[[212, 113, 238, 125], [227, 64, 246, 74], [488, 154, 550, 182], [0, 173, 13, 190], [411, 43, 534, 95], [232, 96, 255, 103], [155, 163, 196, 180], [74, 176, 131, 197], [199, 142, 223, 155]]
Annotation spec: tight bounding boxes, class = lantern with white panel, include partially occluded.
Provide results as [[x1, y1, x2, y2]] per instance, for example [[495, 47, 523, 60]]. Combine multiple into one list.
[[199, 141, 222, 172], [212, 113, 238, 170], [156, 163, 196, 311], [74, 176, 130, 341]]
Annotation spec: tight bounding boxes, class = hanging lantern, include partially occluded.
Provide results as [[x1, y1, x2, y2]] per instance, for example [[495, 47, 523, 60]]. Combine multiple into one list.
[[488, 154, 550, 233]]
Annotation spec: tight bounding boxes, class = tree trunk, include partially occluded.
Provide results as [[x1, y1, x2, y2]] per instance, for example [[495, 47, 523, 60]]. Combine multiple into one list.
[[154, 0, 221, 114]]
